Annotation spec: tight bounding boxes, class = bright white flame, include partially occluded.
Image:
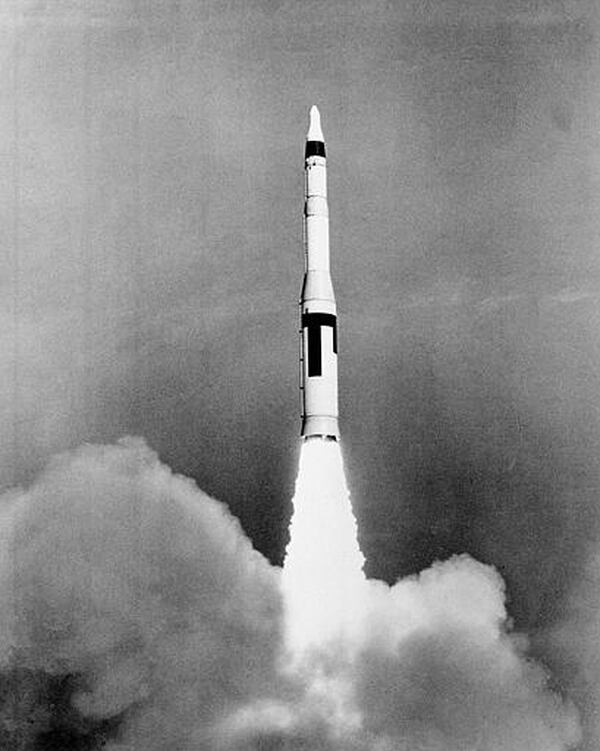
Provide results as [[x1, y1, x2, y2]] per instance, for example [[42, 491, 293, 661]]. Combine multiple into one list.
[[282, 439, 366, 655]]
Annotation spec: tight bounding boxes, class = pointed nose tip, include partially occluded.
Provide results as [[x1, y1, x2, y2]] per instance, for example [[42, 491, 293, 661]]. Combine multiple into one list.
[[307, 105, 324, 141]]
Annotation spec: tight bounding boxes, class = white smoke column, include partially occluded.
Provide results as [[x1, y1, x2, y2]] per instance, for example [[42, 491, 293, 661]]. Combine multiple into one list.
[[282, 439, 366, 654]]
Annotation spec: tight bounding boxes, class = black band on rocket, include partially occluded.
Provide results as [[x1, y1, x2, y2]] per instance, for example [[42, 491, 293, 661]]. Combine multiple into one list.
[[302, 312, 336, 329], [305, 141, 326, 159]]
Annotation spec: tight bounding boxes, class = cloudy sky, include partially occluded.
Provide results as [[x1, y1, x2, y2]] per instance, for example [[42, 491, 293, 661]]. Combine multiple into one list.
[[2, 0, 600, 744]]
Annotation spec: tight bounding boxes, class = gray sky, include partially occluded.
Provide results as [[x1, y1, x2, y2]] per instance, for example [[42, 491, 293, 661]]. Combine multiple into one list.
[[3, 0, 600, 744]]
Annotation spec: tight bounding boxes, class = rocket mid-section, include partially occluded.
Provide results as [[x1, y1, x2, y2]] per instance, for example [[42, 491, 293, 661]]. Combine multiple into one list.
[[300, 106, 340, 441]]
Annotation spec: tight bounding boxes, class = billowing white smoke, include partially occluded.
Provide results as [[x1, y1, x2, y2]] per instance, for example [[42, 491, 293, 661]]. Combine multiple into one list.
[[0, 438, 283, 749], [0, 438, 582, 750]]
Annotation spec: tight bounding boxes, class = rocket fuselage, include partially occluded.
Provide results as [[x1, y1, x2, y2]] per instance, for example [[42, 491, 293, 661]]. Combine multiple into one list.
[[300, 107, 339, 441]]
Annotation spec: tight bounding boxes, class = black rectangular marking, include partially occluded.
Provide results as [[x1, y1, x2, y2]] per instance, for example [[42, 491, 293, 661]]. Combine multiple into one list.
[[302, 312, 337, 376], [307, 322, 321, 376]]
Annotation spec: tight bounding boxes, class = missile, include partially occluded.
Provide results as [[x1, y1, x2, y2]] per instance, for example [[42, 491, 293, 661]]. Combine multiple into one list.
[[299, 105, 339, 441]]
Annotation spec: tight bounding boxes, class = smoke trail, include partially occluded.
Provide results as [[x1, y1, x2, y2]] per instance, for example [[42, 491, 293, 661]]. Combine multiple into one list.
[[0, 437, 582, 749]]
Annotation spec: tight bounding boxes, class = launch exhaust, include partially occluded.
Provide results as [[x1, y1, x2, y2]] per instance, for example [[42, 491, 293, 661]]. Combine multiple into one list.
[[300, 106, 340, 441]]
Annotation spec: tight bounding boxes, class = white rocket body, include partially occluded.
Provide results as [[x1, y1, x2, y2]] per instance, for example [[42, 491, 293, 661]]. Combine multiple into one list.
[[300, 106, 340, 441]]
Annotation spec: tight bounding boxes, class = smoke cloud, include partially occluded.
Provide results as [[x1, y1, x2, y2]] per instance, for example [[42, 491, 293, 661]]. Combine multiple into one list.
[[0, 438, 282, 749], [0, 439, 581, 749], [543, 548, 600, 751]]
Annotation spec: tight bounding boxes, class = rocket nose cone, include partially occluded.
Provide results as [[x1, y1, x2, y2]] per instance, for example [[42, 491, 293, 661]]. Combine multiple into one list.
[[307, 105, 324, 141]]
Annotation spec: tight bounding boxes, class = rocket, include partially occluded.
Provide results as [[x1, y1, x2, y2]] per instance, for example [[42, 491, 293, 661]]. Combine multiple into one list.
[[300, 106, 339, 441]]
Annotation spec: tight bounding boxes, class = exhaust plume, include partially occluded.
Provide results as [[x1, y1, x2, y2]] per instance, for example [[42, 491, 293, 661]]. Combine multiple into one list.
[[282, 440, 366, 653]]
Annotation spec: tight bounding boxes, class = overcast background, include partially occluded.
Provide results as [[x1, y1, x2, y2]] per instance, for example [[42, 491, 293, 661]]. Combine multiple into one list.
[[2, 0, 600, 740]]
